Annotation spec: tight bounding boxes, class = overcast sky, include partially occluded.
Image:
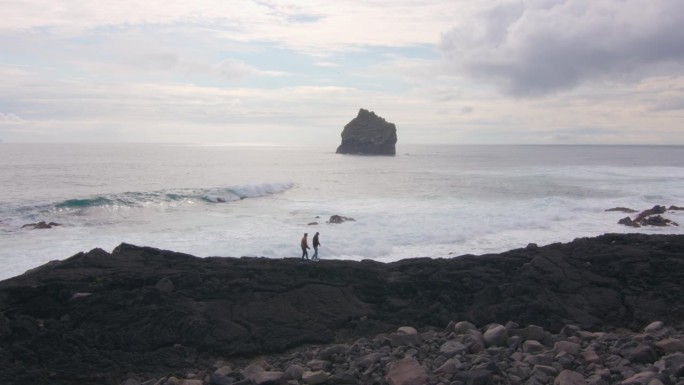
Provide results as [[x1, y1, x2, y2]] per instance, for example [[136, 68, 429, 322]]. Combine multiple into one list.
[[1, 0, 683, 145]]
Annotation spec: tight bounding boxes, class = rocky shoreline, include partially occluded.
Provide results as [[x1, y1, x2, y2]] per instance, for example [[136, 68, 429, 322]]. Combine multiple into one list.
[[1, 233, 683, 384], [130, 319, 684, 385]]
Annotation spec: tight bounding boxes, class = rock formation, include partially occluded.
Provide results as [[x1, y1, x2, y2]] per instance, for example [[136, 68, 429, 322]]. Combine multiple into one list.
[[21, 221, 61, 229], [1, 234, 684, 384], [616, 205, 680, 227], [328, 215, 355, 224], [336, 109, 397, 155]]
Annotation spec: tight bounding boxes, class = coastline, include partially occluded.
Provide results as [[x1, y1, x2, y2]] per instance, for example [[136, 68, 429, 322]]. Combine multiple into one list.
[[1, 233, 683, 384]]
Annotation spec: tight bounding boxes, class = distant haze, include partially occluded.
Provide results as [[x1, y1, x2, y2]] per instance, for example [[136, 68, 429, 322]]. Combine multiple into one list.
[[1, 1, 683, 145]]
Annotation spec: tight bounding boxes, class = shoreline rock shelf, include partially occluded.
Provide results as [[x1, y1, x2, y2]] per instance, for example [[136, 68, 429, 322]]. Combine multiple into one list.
[[0, 233, 683, 384]]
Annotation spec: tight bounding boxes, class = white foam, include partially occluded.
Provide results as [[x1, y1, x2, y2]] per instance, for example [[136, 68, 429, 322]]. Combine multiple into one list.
[[2, 145, 684, 281]]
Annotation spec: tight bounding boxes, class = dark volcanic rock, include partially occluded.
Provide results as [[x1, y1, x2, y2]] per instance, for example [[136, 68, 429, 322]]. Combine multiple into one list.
[[1, 234, 684, 384], [605, 207, 638, 213], [21, 221, 61, 229], [336, 109, 397, 155], [635, 205, 667, 222], [618, 216, 640, 227], [617, 205, 679, 227], [328, 215, 355, 224]]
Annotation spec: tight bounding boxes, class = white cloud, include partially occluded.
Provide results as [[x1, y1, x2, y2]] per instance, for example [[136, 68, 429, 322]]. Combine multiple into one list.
[[440, 0, 684, 96], [314, 61, 339, 68], [0, 1, 462, 54], [0, 113, 24, 123], [214, 59, 286, 79]]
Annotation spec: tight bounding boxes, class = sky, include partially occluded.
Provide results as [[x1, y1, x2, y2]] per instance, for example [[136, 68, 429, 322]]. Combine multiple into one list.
[[1, 0, 683, 145]]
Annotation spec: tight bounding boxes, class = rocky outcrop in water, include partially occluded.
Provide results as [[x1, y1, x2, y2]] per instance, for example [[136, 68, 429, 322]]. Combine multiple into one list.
[[0, 234, 683, 384], [336, 109, 397, 155], [21, 221, 61, 229], [328, 215, 355, 224], [615, 205, 680, 228]]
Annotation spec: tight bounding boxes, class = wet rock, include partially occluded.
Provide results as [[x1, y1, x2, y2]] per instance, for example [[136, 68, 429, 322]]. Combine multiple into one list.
[[21, 221, 61, 229], [635, 205, 667, 222], [619, 217, 640, 227], [641, 215, 677, 226], [617, 205, 679, 227], [328, 215, 355, 224], [606, 207, 638, 213]]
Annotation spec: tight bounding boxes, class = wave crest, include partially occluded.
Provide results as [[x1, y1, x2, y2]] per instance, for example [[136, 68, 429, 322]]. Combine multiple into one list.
[[50, 183, 295, 210]]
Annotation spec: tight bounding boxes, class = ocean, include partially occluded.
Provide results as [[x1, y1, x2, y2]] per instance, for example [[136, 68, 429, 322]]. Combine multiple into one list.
[[1, 143, 683, 281]]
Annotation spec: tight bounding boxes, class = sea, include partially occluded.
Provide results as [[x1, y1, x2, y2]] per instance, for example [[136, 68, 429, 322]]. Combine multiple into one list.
[[1, 143, 683, 281]]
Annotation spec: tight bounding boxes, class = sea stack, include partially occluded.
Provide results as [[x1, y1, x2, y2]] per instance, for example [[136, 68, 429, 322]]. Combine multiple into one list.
[[336, 108, 397, 155]]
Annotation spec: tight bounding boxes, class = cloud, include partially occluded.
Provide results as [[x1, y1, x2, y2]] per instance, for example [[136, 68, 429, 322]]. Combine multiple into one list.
[[440, 0, 684, 97], [0, 1, 461, 55], [0, 113, 24, 123], [214, 59, 286, 79], [314, 61, 339, 68]]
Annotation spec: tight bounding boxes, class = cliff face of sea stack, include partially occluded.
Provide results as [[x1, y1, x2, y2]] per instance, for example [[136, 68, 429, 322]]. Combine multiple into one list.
[[336, 108, 397, 155]]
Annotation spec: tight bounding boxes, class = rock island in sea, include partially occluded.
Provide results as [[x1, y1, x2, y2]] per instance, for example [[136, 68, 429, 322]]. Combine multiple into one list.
[[336, 108, 397, 155]]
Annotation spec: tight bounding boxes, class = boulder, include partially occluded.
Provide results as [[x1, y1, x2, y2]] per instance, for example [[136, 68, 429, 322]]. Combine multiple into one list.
[[328, 215, 355, 224], [483, 324, 508, 347], [553, 369, 586, 385], [439, 340, 468, 356], [336, 109, 397, 155], [385, 357, 427, 385], [302, 370, 330, 385], [391, 326, 420, 346]]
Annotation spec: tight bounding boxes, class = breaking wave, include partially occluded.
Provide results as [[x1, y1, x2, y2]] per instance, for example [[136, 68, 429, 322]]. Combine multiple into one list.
[[12, 183, 296, 216]]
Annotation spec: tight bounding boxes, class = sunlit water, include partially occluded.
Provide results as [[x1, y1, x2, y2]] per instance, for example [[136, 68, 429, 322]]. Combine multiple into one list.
[[1, 143, 683, 280]]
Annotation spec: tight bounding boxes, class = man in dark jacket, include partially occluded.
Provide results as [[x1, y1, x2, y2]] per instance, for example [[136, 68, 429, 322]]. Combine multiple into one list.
[[301, 233, 309, 260], [312, 232, 321, 260]]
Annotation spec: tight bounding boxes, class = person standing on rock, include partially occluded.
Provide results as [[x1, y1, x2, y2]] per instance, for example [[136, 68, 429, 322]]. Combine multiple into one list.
[[312, 232, 321, 261], [301, 233, 310, 260]]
